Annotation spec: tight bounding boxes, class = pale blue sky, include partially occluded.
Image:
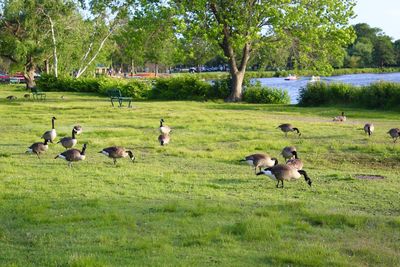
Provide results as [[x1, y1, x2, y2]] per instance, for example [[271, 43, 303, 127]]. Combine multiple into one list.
[[352, 0, 400, 40]]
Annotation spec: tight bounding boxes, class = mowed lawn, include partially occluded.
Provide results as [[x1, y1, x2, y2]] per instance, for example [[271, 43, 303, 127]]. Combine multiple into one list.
[[0, 85, 399, 266]]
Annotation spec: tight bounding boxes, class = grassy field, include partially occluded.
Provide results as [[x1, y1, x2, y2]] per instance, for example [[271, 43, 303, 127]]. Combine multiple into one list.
[[0, 85, 399, 266]]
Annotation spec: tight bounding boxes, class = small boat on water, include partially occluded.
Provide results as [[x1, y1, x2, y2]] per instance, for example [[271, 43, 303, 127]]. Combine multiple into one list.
[[284, 74, 298, 81], [310, 76, 321, 82]]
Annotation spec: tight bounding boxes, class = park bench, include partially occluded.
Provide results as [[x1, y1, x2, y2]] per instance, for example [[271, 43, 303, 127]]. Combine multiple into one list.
[[107, 89, 133, 108], [31, 87, 46, 100]]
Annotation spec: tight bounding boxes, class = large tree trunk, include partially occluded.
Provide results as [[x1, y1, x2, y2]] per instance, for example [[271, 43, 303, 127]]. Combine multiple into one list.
[[25, 65, 36, 89], [154, 63, 158, 77], [45, 59, 50, 74], [228, 70, 245, 101], [131, 58, 135, 74], [210, 4, 251, 102], [224, 42, 250, 102]]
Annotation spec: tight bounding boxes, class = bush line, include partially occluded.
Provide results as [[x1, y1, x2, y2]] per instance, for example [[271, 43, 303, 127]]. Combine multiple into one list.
[[37, 75, 290, 104], [298, 81, 400, 109]]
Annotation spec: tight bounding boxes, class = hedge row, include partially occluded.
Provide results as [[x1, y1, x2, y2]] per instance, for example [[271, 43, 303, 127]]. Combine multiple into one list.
[[37, 75, 152, 99], [298, 81, 400, 109], [37, 75, 289, 104]]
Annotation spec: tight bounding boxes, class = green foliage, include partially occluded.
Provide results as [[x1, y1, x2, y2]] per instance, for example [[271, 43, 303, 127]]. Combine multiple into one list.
[[150, 76, 212, 100], [37, 74, 151, 99], [243, 82, 290, 104], [298, 81, 400, 109], [345, 23, 397, 68], [331, 67, 400, 76]]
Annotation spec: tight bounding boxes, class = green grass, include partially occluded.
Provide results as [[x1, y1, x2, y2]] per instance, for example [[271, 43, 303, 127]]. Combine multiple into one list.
[[0, 85, 399, 266]]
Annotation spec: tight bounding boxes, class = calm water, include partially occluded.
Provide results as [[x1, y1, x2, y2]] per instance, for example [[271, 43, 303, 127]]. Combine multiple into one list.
[[256, 72, 400, 104]]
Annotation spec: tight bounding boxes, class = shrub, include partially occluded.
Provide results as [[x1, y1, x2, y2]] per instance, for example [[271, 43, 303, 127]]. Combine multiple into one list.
[[37, 75, 151, 99], [298, 81, 400, 109], [150, 76, 212, 100], [243, 82, 290, 104]]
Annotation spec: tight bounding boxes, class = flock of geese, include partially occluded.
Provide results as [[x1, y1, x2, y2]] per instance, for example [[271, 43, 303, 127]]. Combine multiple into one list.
[[241, 112, 400, 188], [26, 118, 173, 167], [26, 112, 400, 188]]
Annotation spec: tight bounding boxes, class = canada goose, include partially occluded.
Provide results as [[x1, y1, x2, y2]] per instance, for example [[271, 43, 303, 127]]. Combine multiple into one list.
[[363, 123, 374, 137], [281, 146, 297, 161], [99, 146, 135, 165], [6, 95, 17, 100], [333, 112, 346, 122], [387, 128, 400, 143], [26, 139, 49, 159], [277, 124, 301, 137], [240, 153, 278, 174], [41, 117, 57, 143], [159, 119, 171, 134], [57, 128, 78, 149], [158, 133, 170, 146], [256, 164, 312, 188], [55, 143, 87, 167], [73, 125, 83, 135], [286, 158, 303, 170]]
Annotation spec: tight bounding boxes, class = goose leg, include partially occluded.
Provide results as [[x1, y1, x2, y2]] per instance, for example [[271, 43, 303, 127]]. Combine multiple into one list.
[[36, 152, 40, 159], [68, 162, 72, 168], [276, 181, 280, 188], [281, 180, 284, 188], [113, 158, 117, 165]]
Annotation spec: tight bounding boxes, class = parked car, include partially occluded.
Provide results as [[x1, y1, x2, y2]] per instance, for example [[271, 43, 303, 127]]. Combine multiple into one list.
[[0, 73, 10, 83], [10, 73, 26, 84]]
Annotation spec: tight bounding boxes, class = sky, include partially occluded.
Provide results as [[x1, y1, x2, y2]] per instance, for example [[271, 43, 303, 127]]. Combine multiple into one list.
[[352, 0, 400, 40]]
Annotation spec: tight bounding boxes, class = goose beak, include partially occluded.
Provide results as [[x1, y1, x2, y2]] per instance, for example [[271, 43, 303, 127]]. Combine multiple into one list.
[[308, 180, 312, 187]]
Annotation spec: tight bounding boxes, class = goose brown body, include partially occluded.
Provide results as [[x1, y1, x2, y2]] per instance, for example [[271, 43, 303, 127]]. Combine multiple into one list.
[[26, 139, 49, 159], [333, 112, 346, 122], [58, 128, 77, 149], [99, 146, 135, 164], [256, 164, 312, 188], [286, 158, 303, 170], [159, 119, 171, 134], [363, 123, 374, 136], [42, 117, 57, 143], [388, 128, 400, 143], [241, 153, 278, 174], [277, 124, 301, 137], [281, 146, 297, 161], [55, 144, 87, 167], [158, 134, 170, 146]]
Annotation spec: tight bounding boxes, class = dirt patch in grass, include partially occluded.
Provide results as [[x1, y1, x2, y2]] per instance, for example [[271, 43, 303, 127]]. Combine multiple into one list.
[[354, 174, 385, 180]]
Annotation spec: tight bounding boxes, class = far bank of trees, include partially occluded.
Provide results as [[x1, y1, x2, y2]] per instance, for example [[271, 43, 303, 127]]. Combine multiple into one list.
[[0, 1, 399, 100]]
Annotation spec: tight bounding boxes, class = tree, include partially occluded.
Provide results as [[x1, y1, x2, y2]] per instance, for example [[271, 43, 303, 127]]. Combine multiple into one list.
[[0, 0, 79, 86], [352, 38, 373, 67], [74, 1, 129, 78], [0, 0, 51, 88], [394, 40, 400, 66], [373, 36, 395, 67], [176, 0, 355, 101]]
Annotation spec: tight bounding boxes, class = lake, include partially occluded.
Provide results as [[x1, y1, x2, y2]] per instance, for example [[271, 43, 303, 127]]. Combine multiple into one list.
[[256, 72, 400, 104]]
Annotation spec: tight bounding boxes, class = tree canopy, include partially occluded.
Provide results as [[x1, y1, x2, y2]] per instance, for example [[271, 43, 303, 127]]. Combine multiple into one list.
[[1, 0, 399, 98]]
